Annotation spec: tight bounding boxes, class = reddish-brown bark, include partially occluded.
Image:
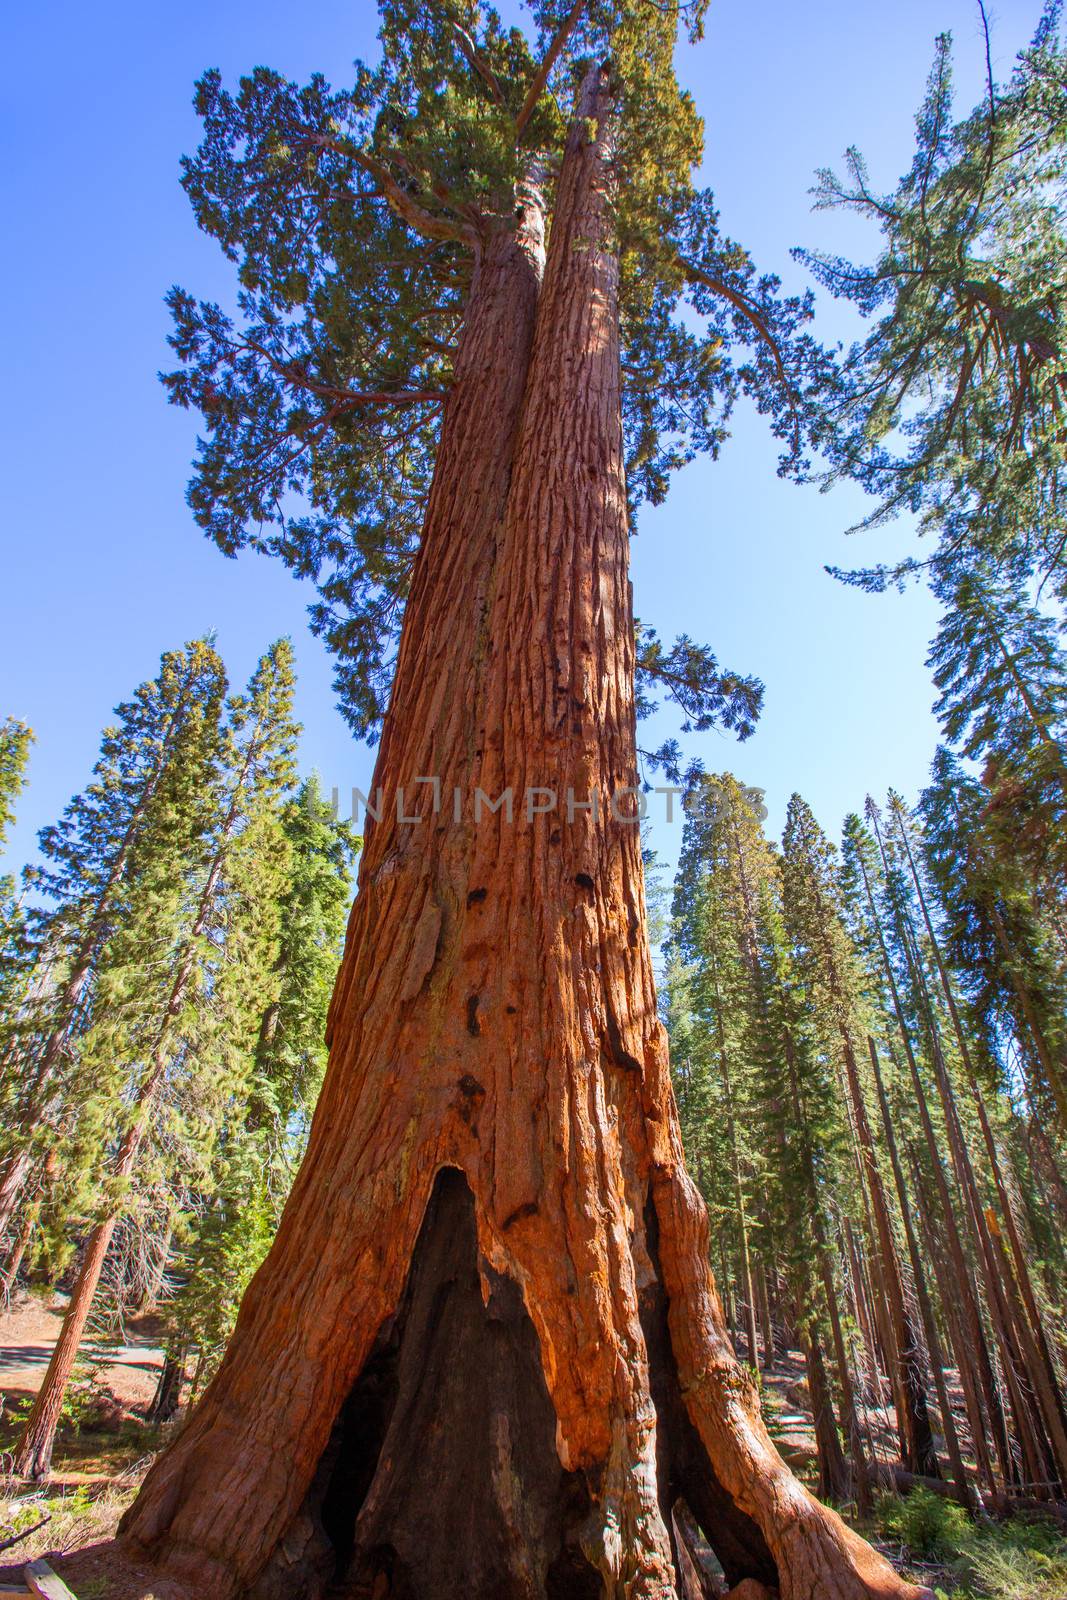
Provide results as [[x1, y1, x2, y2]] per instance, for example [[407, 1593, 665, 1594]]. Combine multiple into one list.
[[120, 74, 927, 1600]]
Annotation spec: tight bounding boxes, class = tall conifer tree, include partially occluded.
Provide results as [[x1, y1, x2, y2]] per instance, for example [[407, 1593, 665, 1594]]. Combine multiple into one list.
[[15, 642, 299, 1478], [0, 644, 228, 1240]]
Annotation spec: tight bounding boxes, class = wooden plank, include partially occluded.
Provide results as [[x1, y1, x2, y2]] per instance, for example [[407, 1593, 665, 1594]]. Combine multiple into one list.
[[23, 1560, 77, 1600]]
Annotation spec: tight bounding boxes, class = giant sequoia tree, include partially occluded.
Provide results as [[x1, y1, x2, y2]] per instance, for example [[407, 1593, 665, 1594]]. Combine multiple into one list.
[[120, 6, 924, 1597]]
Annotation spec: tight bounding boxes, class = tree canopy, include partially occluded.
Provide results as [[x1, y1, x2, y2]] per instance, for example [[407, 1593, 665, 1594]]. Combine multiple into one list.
[[166, 0, 828, 741]]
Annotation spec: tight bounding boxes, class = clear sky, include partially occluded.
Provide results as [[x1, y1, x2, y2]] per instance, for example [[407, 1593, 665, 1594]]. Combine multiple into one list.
[[0, 0, 1042, 884]]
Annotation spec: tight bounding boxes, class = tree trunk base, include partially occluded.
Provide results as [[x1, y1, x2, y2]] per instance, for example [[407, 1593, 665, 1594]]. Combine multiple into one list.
[[126, 1170, 932, 1600], [245, 1170, 607, 1600]]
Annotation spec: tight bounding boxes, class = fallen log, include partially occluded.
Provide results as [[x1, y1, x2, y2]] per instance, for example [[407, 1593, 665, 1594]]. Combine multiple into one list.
[[23, 1559, 77, 1600], [870, 1462, 977, 1505]]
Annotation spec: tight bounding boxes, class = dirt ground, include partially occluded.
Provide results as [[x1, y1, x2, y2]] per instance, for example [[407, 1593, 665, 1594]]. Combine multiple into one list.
[[0, 1293, 179, 1597], [0, 1291, 165, 1427]]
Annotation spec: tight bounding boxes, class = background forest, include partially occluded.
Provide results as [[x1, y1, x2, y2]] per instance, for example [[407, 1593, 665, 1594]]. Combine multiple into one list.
[[0, 0, 1066, 1597]]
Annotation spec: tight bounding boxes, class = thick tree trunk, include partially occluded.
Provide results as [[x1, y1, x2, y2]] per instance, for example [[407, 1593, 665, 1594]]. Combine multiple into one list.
[[120, 75, 925, 1600]]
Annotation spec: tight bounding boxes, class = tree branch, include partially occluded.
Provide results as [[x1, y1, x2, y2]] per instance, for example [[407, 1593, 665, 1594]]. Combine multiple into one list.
[[515, 0, 588, 139], [680, 258, 801, 451], [302, 133, 478, 248], [224, 332, 451, 412], [450, 21, 506, 104]]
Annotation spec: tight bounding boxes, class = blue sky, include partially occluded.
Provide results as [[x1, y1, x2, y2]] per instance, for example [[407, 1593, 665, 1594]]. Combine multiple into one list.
[[0, 0, 1041, 883]]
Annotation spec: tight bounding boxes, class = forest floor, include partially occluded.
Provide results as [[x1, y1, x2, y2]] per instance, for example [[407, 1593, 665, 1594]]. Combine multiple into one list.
[[0, 1292, 1062, 1598]]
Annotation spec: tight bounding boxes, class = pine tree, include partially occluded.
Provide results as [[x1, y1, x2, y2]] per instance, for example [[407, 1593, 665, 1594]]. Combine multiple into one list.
[[886, 789, 1067, 1497], [0, 717, 32, 860], [668, 776, 771, 1373], [859, 796, 1019, 1492], [929, 563, 1067, 899], [161, 777, 356, 1393], [670, 777, 875, 1505], [781, 795, 940, 1482], [841, 813, 981, 1502], [15, 642, 299, 1478], [0, 644, 227, 1243], [801, 5, 1067, 599], [868, 788, 1067, 1494], [0, 718, 34, 1032], [921, 746, 1067, 1129]]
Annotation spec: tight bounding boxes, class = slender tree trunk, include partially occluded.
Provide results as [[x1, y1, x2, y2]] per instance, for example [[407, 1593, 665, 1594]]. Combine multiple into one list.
[[864, 822, 1014, 1486], [893, 818, 1067, 1487], [119, 75, 925, 1600], [906, 1146, 999, 1496], [801, 1323, 851, 1507], [866, 1039, 973, 1507], [818, 1240, 872, 1512], [951, 811, 1067, 1129], [149, 1348, 186, 1426], [14, 1211, 119, 1474], [843, 1222, 885, 1406], [137, 1216, 173, 1315], [756, 1259, 774, 1372], [1, 1195, 40, 1304], [0, 1149, 35, 1244], [902, 913, 1059, 1493], [1027, 1118, 1067, 1215], [838, 1034, 940, 1478], [781, 1024, 869, 1503], [15, 675, 282, 1478], [15, 1070, 169, 1477], [707, 957, 758, 1372]]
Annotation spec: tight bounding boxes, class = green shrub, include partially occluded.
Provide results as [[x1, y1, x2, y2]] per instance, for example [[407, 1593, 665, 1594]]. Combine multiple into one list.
[[877, 1489, 1067, 1599], [877, 1488, 971, 1560]]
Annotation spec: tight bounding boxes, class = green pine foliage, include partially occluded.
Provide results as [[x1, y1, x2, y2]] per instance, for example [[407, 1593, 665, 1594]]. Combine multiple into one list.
[[0, 642, 228, 1201], [42, 646, 229, 1265], [0, 640, 360, 1374], [0, 718, 33, 860], [163, 776, 357, 1379], [802, 5, 1067, 597], [666, 762, 1067, 1506], [0, 719, 34, 1029], [76, 641, 303, 1315], [921, 746, 1067, 1129], [163, 0, 829, 742]]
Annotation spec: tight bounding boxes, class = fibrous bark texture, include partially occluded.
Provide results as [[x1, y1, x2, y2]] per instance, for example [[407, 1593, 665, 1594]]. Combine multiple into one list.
[[121, 74, 928, 1600]]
